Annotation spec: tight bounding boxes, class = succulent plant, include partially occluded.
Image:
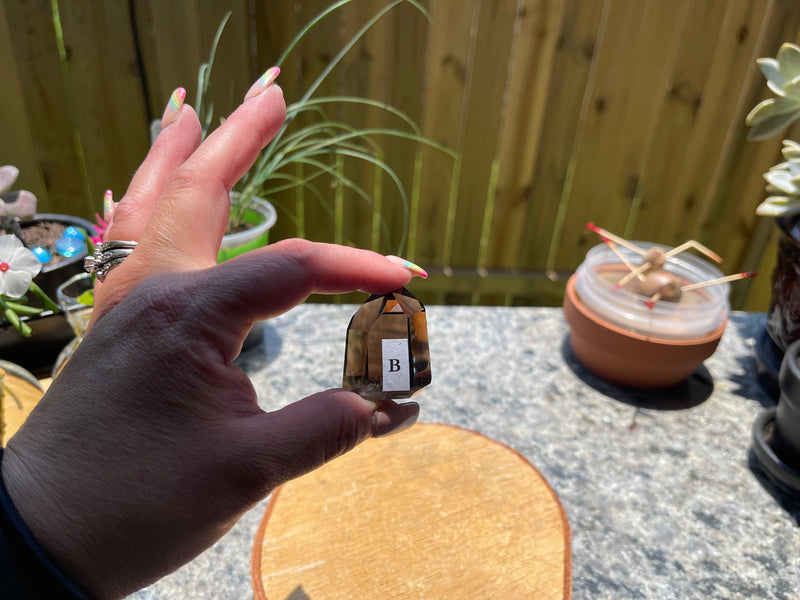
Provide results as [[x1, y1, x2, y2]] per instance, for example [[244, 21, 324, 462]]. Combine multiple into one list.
[[0, 165, 37, 219], [756, 140, 800, 216], [746, 43, 800, 141], [746, 43, 800, 217]]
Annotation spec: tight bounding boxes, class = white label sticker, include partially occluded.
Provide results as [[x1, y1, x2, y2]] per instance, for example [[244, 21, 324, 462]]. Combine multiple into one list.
[[382, 338, 410, 392]]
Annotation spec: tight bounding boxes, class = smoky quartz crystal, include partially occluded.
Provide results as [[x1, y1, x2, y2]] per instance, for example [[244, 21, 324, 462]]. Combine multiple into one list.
[[343, 287, 431, 401]]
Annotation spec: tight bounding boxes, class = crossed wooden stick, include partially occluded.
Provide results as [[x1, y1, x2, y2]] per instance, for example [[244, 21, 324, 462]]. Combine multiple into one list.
[[585, 223, 755, 308]]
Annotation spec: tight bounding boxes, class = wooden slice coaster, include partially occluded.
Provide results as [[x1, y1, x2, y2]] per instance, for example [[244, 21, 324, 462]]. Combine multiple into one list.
[[252, 423, 571, 599], [1, 366, 45, 446]]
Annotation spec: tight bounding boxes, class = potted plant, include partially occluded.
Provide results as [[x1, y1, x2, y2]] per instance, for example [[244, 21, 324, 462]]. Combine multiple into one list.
[[185, 0, 453, 260], [159, 0, 452, 350], [563, 224, 752, 388], [744, 43, 800, 395], [0, 165, 97, 375], [752, 338, 800, 497]]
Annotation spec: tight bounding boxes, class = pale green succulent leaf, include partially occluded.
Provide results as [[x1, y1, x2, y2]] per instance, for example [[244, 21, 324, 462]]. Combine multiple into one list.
[[756, 196, 800, 217], [747, 109, 800, 140], [758, 58, 785, 89], [746, 96, 800, 125], [788, 162, 800, 177], [768, 80, 787, 97], [783, 74, 800, 98], [764, 169, 799, 193], [783, 139, 800, 153], [745, 99, 778, 126], [778, 43, 800, 82]]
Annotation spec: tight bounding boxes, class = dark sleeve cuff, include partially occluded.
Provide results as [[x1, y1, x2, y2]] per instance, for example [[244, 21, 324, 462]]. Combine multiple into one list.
[[0, 446, 93, 599]]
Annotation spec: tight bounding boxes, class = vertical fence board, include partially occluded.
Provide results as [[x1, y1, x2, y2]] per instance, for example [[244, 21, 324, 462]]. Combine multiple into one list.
[[57, 1, 150, 215], [138, 0, 204, 118], [3, 0, 88, 215], [0, 1, 46, 202], [296, 0, 347, 246], [253, 0, 301, 243], [449, 0, 518, 271], [633, 0, 770, 247], [516, 0, 607, 280], [590, 0, 692, 239], [487, 0, 567, 271], [376, 1, 429, 258], [339, 0, 390, 253], [552, 0, 652, 271], [415, 0, 475, 267], [627, 0, 731, 243]]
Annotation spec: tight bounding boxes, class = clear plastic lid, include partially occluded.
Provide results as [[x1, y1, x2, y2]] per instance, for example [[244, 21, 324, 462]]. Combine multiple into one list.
[[574, 242, 729, 340]]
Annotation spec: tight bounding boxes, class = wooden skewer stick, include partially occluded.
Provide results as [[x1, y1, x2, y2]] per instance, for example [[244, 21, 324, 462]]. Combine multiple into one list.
[[585, 222, 646, 255], [597, 237, 645, 280], [615, 262, 652, 288], [680, 271, 756, 292], [644, 294, 662, 310], [665, 240, 723, 264]]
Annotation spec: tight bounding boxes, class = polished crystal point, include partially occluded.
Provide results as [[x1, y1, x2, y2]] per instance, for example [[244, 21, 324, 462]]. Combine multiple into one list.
[[343, 287, 431, 401]]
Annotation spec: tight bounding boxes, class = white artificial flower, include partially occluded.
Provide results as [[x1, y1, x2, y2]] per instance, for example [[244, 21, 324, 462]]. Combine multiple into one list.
[[0, 234, 42, 298]]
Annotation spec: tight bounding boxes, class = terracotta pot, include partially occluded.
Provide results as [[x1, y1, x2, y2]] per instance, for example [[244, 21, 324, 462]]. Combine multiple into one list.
[[563, 275, 727, 388]]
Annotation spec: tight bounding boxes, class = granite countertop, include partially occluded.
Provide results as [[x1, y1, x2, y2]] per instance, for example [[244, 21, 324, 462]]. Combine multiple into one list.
[[131, 305, 800, 600]]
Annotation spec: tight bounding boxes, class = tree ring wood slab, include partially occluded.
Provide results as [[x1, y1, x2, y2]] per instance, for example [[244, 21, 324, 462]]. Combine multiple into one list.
[[252, 423, 571, 599], [1, 367, 44, 446]]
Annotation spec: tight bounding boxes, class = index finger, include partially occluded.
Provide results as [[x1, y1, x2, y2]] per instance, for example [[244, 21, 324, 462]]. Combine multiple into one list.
[[139, 79, 286, 269]]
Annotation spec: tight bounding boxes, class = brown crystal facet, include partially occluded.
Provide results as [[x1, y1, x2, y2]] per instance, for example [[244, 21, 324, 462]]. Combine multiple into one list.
[[343, 288, 431, 401]]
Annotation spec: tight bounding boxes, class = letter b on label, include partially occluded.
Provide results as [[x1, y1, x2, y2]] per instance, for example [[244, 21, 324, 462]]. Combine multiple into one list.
[[382, 339, 410, 391]]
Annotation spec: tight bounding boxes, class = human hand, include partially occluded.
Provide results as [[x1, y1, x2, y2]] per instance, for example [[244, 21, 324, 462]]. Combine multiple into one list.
[[1, 72, 423, 599]]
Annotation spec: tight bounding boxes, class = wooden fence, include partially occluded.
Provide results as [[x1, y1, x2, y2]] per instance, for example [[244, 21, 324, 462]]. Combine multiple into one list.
[[2, 0, 799, 309]]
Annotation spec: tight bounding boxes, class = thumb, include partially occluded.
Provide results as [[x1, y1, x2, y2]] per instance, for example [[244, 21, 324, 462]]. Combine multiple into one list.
[[235, 389, 419, 492]]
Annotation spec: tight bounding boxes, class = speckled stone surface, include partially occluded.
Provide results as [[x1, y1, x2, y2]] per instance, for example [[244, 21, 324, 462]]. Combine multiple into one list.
[[129, 305, 800, 600]]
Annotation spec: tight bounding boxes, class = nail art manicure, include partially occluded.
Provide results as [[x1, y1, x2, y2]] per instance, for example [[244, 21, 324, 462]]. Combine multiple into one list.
[[373, 402, 420, 438], [244, 66, 280, 101], [103, 189, 114, 222], [160, 87, 186, 130], [386, 255, 428, 279]]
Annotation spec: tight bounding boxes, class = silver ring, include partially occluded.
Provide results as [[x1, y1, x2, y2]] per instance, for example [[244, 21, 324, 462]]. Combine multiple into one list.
[[85, 240, 138, 282]]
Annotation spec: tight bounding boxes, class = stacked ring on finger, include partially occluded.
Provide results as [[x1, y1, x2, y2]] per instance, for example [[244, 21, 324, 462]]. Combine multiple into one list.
[[84, 240, 139, 282]]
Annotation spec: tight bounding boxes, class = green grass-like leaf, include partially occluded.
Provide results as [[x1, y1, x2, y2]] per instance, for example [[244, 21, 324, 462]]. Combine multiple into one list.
[[199, 0, 454, 255]]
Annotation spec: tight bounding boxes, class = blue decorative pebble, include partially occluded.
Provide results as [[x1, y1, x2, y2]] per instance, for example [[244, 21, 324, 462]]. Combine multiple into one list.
[[31, 245, 53, 264], [63, 226, 85, 240], [55, 234, 86, 257]]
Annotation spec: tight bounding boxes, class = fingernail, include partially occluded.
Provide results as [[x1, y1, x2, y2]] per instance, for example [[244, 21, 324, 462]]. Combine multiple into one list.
[[386, 255, 428, 279], [245, 66, 280, 101], [160, 87, 186, 130], [372, 402, 420, 438], [103, 190, 114, 222]]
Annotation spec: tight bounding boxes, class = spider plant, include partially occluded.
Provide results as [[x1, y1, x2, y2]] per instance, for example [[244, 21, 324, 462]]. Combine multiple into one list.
[[196, 0, 457, 256]]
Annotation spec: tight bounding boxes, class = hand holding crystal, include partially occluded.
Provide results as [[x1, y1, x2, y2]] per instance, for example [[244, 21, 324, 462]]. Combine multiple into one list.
[[1, 74, 422, 598]]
